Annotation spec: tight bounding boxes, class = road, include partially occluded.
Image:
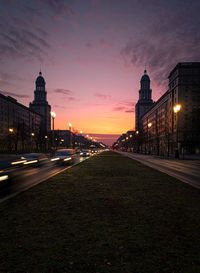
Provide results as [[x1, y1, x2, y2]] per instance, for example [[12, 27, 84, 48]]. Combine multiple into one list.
[[118, 152, 200, 189], [0, 155, 88, 203]]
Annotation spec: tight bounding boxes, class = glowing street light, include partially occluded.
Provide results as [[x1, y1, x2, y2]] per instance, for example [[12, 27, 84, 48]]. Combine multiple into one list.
[[51, 111, 56, 150], [68, 123, 72, 131], [148, 122, 152, 128], [173, 104, 181, 113], [136, 130, 139, 135], [31, 132, 35, 136], [173, 104, 182, 158], [9, 128, 14, 133], [80, 130, 83, 134]]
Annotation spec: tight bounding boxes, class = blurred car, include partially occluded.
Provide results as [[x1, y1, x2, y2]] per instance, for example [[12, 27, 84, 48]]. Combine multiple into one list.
[[80, 150, 91, 157], [21, 153, 48, 167], [50, 149, 75, 165], [0, 170, 12, 191]]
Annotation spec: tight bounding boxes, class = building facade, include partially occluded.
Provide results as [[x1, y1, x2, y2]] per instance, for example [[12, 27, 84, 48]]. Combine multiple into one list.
[[0, 93, 41, 151], [135, 70, 154, 130], [141, 62, 200, 156], [30, 72, 51, 136]]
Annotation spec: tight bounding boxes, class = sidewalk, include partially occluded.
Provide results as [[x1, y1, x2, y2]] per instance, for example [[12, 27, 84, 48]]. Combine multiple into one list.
[[118, 151, 200, 189]]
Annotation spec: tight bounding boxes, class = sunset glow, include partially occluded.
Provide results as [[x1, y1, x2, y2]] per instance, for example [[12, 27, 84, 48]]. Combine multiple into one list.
[[0, 0, 199, 144]]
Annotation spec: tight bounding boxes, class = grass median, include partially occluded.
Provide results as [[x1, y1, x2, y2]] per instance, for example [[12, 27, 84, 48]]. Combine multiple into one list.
[[0, 151, 199, 273]]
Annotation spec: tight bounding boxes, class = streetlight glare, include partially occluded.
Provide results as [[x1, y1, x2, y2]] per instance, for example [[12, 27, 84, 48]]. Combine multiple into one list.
[[51, 111, 56, 118], [148, 122, 152, 128], [173, 104, 182, 113], [9, 128, 14, 133]]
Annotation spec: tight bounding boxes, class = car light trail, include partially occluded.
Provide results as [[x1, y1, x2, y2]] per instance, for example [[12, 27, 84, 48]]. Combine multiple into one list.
[[50, 157, 60, 161], [24, 160, 38, 165], [64, 157, 72, 161], [0, 175, 9, 181], [11, 160, 27, 165]]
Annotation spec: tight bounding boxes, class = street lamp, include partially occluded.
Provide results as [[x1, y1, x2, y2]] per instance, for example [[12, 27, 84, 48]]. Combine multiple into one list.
[[173, 104, 182, 158], [147, 122, 152, 154], [51, 111, 56, 150], [31, 133, 35, 151], [9, 128, 14, 133], [68, 123, 72, 131]]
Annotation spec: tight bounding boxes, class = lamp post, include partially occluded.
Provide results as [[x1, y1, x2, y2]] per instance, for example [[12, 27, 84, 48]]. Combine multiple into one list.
[[31, 132, 35, 151], [147, 122, 152, 154], [51, 111, 56, 150], [68, 123, 72, 148], [8, 128, 14, 151], [173, 104, 182, 158]]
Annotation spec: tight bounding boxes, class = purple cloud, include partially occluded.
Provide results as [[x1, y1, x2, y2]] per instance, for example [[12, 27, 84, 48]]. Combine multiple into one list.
[[54, 89, 73, 95], [95, 93, 111, 100], [120, 1, 200, 89], [0, 90, 30, 99], [113, 106, 126, 111]]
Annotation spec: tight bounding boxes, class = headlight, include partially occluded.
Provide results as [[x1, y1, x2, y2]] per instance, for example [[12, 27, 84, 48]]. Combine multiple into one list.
[[0, 175, 9, 182], [24, 160, 38, 165], [11, 160, 27, 165], [64, 157, 72, 161], [51, 157, 60, 161]]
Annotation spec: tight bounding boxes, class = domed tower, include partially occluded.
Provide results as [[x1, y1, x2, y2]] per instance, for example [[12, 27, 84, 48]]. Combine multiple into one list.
[[30, 71, 51, 135], [135, 69, 154, 130]]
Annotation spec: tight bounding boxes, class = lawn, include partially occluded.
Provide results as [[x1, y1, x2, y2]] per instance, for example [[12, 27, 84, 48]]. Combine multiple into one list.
[[0, 151, 199, 273]]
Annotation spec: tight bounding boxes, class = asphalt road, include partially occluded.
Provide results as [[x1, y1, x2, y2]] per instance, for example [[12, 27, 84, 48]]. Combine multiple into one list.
[[118, 151, 200, 189], [0, 155, 89, 203]]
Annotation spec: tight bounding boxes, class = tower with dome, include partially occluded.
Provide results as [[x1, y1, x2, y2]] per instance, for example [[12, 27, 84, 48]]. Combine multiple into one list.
[[135, 69, 154, 130], [30, 71, 51, 136]]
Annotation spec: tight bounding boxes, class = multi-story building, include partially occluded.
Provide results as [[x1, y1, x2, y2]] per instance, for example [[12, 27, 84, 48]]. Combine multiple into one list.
[[135, 69, 154, 130], [141, 62, 200, 156], [0, 93, 41, 151], [30, 71, 51, 136]]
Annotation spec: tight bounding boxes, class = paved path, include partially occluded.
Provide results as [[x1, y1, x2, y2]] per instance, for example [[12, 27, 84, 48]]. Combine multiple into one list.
[[118, 152, 200, 189]]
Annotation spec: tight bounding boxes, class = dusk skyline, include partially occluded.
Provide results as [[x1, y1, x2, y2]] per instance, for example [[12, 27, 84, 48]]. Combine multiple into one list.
[[1, 0, 200, 145]]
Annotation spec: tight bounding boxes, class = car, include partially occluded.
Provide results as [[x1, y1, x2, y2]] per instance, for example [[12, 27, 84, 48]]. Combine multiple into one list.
[[0, 170, 12, 191], [51, 149, 75, 165], [80, 150, 91, 157], [21, 153, 49, 167]]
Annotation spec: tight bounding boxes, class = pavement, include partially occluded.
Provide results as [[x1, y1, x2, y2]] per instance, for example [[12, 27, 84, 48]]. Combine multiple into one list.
[[118, 151, 200, 189]]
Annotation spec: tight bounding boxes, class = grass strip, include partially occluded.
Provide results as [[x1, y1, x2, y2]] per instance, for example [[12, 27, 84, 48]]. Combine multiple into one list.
[[0, 151, 199, 273]]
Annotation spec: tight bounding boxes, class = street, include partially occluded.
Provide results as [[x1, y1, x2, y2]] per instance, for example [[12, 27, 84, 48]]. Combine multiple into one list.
[[0, 154, 88, 203], [118, 151, 200, 189]]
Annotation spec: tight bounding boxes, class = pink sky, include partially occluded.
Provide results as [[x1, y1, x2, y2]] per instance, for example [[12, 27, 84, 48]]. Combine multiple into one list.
[[0, 0, 199, 144]]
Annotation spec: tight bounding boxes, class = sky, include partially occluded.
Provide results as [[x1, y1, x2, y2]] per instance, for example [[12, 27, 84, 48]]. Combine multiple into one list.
[[0, 0, 200, 145]]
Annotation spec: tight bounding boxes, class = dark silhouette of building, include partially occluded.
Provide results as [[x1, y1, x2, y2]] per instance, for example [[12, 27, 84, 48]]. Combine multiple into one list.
[[30, 71, 51, 136], [135, 69, 154, 130], [0, 93, 41, 151]]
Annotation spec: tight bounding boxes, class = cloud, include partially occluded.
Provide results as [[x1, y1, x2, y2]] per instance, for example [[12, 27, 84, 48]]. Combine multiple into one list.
[[112, 100, 135, 113], [120, 1, 200, 88], [0, 90, 30, 99], [53, 104, 68, 109], [54, 89, 73, 95], [37, 0, 75, 15], [99, 39, 112, 48], [95, 93, 111, 100], [0, 21, 51, 63], [113, 106, 126, 111], [86, 42, 93, 48]]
